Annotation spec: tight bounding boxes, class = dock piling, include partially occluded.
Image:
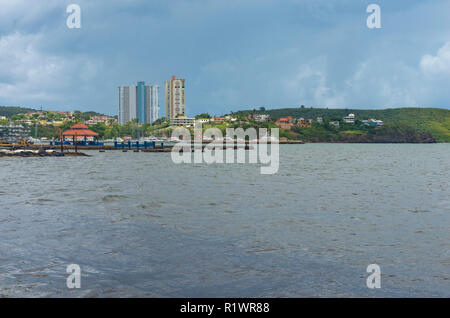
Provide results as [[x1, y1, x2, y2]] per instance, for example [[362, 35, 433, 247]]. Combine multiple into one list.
[[60, 132, 63, 153]]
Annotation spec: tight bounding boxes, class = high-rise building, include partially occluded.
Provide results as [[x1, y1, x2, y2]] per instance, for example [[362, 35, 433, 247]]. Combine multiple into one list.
[[118, 82, 159, 124], [146, 85, 160, 124], [118, 86, 135, 124], [165, 76, 185, 119], [137, 81, 146, 124]]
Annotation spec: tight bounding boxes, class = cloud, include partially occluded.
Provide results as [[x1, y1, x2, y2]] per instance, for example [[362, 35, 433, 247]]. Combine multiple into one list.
[[420, 42, 450, 75], [0, 0, 63, 34], [0, 0, 449, 113], [284, 59, 346, 108], [0, 31, 103, 104], [343, 59, 422, 107]]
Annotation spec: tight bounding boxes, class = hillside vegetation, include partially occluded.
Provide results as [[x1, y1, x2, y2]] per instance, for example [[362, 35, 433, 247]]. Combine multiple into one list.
[[236, 107, 450, 142], [2, 106, 449, 143], [0, 106, 36, 117]]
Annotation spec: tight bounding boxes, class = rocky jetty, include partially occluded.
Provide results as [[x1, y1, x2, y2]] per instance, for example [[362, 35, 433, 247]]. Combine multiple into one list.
[[0, 149, 87, 157]]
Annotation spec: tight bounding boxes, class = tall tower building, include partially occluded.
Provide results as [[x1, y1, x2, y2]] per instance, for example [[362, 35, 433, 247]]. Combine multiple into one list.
[[137, 81, 146, 124], [165, 76, 185, 119], [118, 82, 159, 124], [118, 86, 137, 124], [146, 85, 160, 124]]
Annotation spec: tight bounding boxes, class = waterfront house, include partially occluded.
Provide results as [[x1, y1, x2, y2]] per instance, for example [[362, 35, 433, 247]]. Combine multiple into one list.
[[250, 114, 271, 122], [212, 117, 226, 124], [84, 115, 117, 125], [224, 115, 237, 122], [362, 119, 384, 127], [275, 116, 294, 130], [343, 113, 355, 124], [329, 121, 340, 127], [297, 118, 312, 128]]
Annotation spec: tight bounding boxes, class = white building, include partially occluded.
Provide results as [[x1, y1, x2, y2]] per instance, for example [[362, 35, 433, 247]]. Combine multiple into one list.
[[84, 116, 117, 125], [165, 76, 185, 119], [119, 85, 136, 124], [170, 116, 195, 127], [343, 113, 355, 124], [118, 82, 159, 124], [0, 125, 31, 143], [251, 114, 271, 122], [362, 119, 384, 127], [329, 121, 340, 127], [146, 85, 160, 124]]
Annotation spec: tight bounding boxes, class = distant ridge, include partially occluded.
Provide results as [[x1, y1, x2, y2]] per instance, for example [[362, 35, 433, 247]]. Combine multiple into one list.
[[0, 106, 110, 118], [0, 106, 37, 117]]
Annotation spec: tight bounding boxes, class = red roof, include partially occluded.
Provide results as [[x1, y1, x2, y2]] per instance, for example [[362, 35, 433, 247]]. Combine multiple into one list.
[[70, 123, 89, 129], [63, 129, 99, 136], [62, 122, 98, 136]]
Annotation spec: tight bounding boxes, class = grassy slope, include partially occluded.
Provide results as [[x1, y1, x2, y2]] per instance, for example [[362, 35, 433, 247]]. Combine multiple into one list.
[[236, 107, 450, 142]]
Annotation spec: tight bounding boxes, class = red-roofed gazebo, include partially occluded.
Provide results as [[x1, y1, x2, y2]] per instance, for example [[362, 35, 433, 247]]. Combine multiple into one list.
[[62, 123, 99, 145]]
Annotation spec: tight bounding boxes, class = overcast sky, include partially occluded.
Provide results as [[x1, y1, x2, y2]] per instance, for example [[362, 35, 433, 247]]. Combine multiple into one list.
[[0, 0, 449, 116]]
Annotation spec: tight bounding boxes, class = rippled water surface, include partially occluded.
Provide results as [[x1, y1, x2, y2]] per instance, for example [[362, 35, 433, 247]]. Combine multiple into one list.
[[0, 144, 449, 297]]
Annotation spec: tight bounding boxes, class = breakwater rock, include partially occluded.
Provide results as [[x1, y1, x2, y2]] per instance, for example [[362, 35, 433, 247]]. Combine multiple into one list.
[[0, 149, 88, 157]]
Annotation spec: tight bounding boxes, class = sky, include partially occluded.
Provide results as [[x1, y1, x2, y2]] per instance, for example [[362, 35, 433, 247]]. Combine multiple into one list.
[[0, 0, 449, 116]]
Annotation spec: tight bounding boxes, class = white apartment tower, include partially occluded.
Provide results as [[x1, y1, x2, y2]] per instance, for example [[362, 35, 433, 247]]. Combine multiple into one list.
[[165, 76, 185, 119], [118, 82, 159, 124], [146, 85, 160, 124], [118, 86, 135, 124]]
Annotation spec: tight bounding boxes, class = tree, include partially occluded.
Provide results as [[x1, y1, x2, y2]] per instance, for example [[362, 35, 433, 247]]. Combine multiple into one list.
[[104, 122, 120, 139], [152, 118, 165, 125], [73, 110, 83, 121], [90, 122, 107, 137], [11, 113, 26, 121], [195, 113, 211, 119]]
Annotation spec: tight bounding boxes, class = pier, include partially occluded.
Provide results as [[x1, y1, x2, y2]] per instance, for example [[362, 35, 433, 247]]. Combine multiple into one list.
[[0, 138, 303, 157]]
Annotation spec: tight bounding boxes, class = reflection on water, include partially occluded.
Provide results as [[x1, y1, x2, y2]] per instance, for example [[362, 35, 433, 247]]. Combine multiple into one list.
[[0, 144, 449, 297]]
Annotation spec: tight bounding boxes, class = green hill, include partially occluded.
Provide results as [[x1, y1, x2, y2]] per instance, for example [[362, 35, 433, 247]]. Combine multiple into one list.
[[236, 107, 450, 142], [0, 106, 36, 117]]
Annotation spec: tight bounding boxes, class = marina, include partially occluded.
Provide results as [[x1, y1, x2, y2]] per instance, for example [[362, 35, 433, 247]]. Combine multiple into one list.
[[0, 138, 302, 156]]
